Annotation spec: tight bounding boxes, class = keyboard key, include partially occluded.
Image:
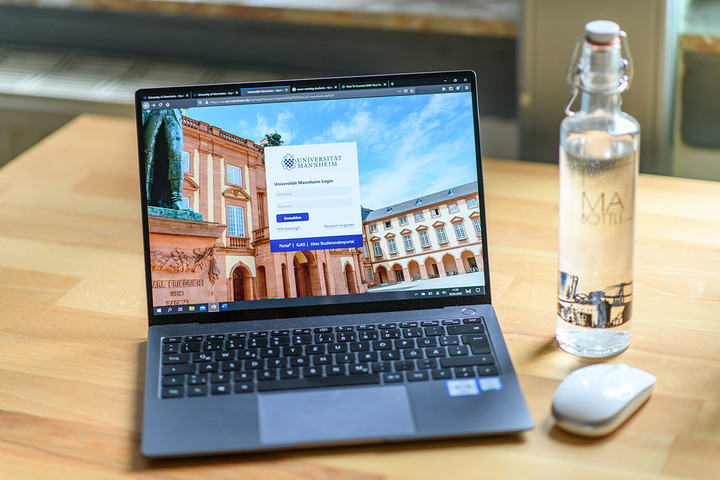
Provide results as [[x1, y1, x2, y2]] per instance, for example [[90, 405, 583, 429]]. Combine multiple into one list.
[[247, 337, 268, 348], [350, 341, 371, 352], [182, 342, 202, 353], [188, 385, 208, 396], [453, 366, 475, 378], [477, 365, 499, 376], [211, 383, 231, 395], [358, 330, 379, 341], [349, 364, 370, 374], [198, 363, 219, 373], [163, 337, 182, 344], [161, 375, 184, 387], [447, 325, 485, 335], [380, 329, 401, 340], [463, 317, 483, 324], [193, 352, 213, 362], [425, 347, 447, 358], [280, 368, 300, 379], [162, 353, 189, 364], [440, 355, 496, 368], [382, 372, 403, 383], [162, 364, 194, 376], [257, 373, 380, 392], [381, 350, 401, 361], [328, 343, 348, 354], [417, 358, 437, 369], [424, 326, 445, 336], [187, 374, 207, 385], [442, 319, 461, 325], [431, 369, 452, 379], [358, 351, 378, 362], [395, 339, 415, 349], [327, 365, 346, 376], [394, 360, 414, 371], [403, 327, 423, 338], [439, 336, 460, 346], [162, 343, 180, 354], [303, 366, 322, 377], [161, 387, 184, 398], [234, 371, 253, 382], [449, 345, 470, 356], [258, 370, 277, 381], [407, 371, 429, 381], [235, 382, 254, 393], [211, 373, 231, 383]]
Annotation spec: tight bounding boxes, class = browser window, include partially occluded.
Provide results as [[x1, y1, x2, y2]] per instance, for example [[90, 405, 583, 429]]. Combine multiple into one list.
[[139, 75, 485, 315]]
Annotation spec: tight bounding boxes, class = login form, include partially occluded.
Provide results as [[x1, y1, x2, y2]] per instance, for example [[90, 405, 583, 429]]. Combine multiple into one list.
[[264, 142, 363, 253]]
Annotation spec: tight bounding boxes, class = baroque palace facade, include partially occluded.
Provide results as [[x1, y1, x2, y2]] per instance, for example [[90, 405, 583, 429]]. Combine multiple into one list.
[[360, 182, 483, 288], [155, 116, 368, 304]]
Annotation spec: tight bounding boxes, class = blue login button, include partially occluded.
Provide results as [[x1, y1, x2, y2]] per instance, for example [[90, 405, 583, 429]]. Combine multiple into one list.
[[277, 212, 309, 222]]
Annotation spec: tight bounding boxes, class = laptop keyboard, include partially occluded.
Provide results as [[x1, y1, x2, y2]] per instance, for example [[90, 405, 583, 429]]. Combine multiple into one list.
[[159, 317, 498, 398]]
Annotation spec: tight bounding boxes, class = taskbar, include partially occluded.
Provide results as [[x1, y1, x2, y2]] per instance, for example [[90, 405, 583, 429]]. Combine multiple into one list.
[[153, 285, 485, 315]]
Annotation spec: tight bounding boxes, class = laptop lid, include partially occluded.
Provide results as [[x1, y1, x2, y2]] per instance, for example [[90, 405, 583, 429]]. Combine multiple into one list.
[[135, 71, 491, 327]]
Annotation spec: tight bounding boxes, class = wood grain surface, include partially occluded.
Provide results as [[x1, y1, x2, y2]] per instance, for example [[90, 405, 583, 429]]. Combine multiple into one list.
[[0, 115, 718, 479]]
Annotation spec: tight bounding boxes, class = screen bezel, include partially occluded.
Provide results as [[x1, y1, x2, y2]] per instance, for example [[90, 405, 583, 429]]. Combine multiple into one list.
[[135, 71, 493, 326]]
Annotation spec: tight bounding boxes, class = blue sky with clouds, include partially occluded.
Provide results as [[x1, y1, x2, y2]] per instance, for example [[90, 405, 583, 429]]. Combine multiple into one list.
[[184, 92, 478, 210]]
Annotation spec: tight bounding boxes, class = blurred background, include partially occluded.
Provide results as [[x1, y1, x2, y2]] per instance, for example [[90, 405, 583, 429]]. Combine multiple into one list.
[[0, 0, 717, 181]]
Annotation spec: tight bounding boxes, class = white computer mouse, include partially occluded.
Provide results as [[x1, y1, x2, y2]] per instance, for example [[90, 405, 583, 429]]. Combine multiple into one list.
[[551, 363, 656, 437]]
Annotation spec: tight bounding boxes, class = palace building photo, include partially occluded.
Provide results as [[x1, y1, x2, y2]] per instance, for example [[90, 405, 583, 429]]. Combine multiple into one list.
[[147, 113, 483, 307]]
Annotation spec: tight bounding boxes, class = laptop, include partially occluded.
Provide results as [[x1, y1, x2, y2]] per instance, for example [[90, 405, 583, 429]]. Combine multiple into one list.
[[136, 70, 533, 458]]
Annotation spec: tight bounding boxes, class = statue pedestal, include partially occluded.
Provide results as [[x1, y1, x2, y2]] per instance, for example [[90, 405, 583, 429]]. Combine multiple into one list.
[[148, 215, 227, 308], [148, 206, 203, 222]]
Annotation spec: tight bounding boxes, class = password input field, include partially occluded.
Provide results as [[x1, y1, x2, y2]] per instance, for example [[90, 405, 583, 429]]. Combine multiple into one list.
[[276, 197, 353, 210]]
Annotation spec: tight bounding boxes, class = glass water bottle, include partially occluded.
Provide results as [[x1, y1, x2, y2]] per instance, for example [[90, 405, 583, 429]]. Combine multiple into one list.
[[556, 20, 640, 357]]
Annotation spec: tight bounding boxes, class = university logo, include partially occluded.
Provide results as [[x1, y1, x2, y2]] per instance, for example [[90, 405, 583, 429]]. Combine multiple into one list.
[[281, 154, 296, 171]]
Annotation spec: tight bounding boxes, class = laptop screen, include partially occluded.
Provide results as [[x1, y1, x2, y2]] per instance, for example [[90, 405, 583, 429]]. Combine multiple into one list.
[[136, 71, 491, 323]]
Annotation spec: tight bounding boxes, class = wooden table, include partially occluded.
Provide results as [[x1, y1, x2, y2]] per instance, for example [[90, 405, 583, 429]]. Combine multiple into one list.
[[1, 115, 719, 479]]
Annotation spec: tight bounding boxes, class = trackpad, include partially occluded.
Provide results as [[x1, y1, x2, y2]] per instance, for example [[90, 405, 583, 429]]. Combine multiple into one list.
[[258, 385, 416, 445]]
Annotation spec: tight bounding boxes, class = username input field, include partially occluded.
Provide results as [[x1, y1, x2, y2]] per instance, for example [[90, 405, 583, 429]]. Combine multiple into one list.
[[274, 186, 351, 199]]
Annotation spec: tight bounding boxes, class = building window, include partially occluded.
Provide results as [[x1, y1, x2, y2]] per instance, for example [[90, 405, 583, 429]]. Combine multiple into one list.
[[414, 212, 424, 222], [227, 164, 243, 186], [454, 222, 467, 241], [467, 198, 478, 208], [431, 208, 440, 217], [436, 226, 448, 244], [369, 224, 378, 233], [367, 268, 373, 282], [181, 196, 190, 209], [448, 203, 459, 213], [403, 234, 414, 251], [388, 238, 397, 254], [363, 244, 369, 258], [473, 218, 482, 236], [399, 215, 408, 225], [419, 230, 431, 247], [182, 151, 190, 173], [384, 221, 392, 229], [373, 242, 382, 257], [228, 205, 245, 237]]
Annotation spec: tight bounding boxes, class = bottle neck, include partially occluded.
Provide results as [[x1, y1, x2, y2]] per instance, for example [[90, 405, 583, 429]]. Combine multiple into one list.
[[580, 91, 622, 115]]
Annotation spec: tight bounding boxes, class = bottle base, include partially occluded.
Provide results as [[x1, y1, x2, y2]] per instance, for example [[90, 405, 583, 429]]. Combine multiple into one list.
[[556, 327, 631, 358]]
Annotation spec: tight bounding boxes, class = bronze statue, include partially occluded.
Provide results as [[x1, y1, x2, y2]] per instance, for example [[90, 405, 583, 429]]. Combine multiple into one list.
[[142, 109, 184, 210]]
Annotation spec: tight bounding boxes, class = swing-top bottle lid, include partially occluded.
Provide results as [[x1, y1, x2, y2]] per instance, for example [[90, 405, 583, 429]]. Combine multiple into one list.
[[585, 20, 620, 44]]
